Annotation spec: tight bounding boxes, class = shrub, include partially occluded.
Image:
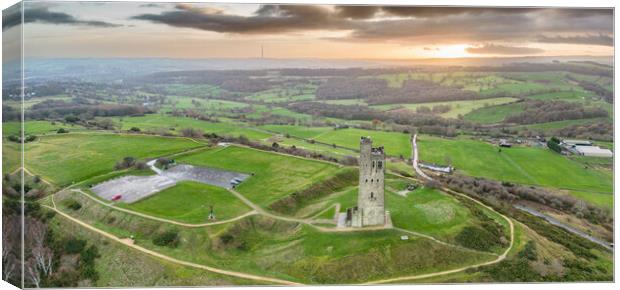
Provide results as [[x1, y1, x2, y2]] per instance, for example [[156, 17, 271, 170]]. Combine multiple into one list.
[[64, 238, 87, 254], [57, 128, 69, 134], [63, 199, 82, 211], [129, 127, 141, 132], [153, 230, 180, 248]]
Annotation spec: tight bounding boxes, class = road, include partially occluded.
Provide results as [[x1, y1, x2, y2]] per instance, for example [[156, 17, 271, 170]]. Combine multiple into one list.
[[411, 134, 432, 180]]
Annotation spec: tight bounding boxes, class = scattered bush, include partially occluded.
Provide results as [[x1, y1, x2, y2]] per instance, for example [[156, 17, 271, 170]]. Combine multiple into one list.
[[152, 230, 180, 248], [63, 199, 82, 211]]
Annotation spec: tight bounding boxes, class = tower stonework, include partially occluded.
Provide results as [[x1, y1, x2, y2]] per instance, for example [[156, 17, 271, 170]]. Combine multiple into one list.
[[351, 136, 386, 227]]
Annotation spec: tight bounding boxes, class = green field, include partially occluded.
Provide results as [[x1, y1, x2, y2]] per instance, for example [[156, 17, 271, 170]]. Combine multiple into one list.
[[118, 181, 252, 223], [3, 120, 86, 137], [111, 114, 271, 140], [463, 102, 525, 124], [314, 128, 411, 157], [24, 133, 202, 186], [417, 136, 613, 196], [259, 125, 332, 139], [373, 97, 519, 118], [176, 145, 342, 207]]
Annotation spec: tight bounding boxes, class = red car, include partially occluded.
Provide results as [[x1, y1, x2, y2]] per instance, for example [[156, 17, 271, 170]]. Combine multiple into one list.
[[111, 195, 122, 201]]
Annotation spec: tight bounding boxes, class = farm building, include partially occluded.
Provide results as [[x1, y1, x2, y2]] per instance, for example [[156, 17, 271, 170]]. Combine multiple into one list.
[[561, 139, 593, 147], [419, 162, 453, 173], [573, 146, 613, 158]]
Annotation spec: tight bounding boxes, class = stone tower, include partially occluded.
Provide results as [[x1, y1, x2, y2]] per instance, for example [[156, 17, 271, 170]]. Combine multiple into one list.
[[351, 136, 386, 227]]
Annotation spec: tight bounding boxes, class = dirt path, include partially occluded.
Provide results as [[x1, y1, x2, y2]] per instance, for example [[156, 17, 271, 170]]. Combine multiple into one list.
[[43, 199, 302, 286]]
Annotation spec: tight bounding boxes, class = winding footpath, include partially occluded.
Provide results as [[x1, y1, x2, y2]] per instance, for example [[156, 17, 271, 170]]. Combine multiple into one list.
[[42, 134, 515, 285]]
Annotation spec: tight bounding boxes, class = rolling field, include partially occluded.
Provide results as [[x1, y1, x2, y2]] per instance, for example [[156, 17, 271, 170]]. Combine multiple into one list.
[[112, 115, 271, 140], [176, 145, 342, 207], [3, 120, 86, 136], [417, 136, 613, 198], [373, 97, 519, 119], [463, 102, 525, 124], [259, 125, 332, 139], [24, 133, 202, 186], [118, 181, 252, 223], [313, 128, 412, 157]]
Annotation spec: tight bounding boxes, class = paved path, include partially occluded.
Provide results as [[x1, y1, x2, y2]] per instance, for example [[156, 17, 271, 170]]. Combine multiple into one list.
[[411, 134, 432, 180]]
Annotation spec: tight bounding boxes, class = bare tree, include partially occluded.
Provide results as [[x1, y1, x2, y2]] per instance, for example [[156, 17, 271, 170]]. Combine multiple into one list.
[[25, 258, 41, 288]]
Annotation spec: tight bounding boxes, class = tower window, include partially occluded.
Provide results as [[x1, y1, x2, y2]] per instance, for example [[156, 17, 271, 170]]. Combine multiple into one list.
[[370, 192, 374, 200], [377, 161, 383, 169], [372, 161, 375, 168]]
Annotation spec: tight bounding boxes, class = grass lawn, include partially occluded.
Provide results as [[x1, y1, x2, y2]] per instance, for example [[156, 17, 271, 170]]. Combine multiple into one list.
[[373, 97, 519, 119], [111, 114, 271, 140], [118, 181, 252, 223], [2, 140, 20, 173], [417, 135, 612, 195], [314, 128, 412, 157], [387, 186, 471, 239], [24, 133, 202, 186], [3, 120, 86, 137], [510, 117, 609, 132], [463, 102, 525, 124], [176, 145, 342, 207], [259, 125, 332, 139]]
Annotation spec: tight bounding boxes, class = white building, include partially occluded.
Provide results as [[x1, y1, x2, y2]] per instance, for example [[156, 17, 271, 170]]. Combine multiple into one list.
[[574, 146, 613, 158]]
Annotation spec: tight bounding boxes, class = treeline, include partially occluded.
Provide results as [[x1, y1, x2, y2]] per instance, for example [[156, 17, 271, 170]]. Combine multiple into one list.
[[552, 121, 612, 142], [288, 101, 468, 137], [13, 99, 151, 122], [462, 62, 613, 78], [438, 174, 611, 227], [367, 79, 481, 105], [314, 77, 481, 105], [504, 100, 608, 124], [316, 78, 387, 100], [566, 75, 613, 103]]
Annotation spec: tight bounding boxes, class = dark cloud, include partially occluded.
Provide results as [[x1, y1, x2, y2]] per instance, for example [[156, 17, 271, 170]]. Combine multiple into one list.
[[537, 34, 613, 46], [334, 6, 380, 19], [466, 44, 545, 55], [380, 6, 543, 18], [129, 4, 613, 47], [132, 4, 349, 34], [3, 6, 121, 30]]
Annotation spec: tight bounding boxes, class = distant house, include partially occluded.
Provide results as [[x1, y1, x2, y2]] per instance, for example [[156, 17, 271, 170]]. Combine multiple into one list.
[[574, 146, 613, 158], [499, 139, 512, 148]]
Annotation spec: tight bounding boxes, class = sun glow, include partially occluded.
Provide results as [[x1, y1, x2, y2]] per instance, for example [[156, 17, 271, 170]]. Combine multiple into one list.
[[431, 44, 471, 58]]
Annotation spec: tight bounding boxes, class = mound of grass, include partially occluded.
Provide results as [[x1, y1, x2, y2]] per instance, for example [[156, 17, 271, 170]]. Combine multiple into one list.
[[463, 102, 525, 124], [269, 168, 358, 215], [176, 145, 341, 207], [118, 181, 252, 223]]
